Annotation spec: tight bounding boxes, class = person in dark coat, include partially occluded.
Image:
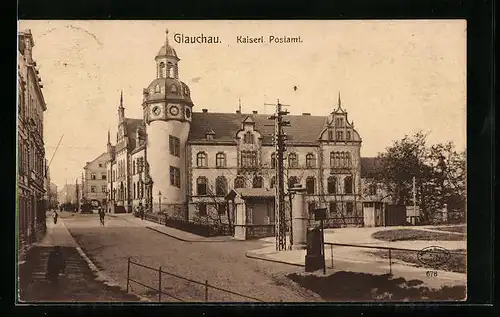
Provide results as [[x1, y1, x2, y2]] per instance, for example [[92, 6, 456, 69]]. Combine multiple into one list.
[[46, 246, 65, 285], [53, 210, 58, 224], [139, 203, 144, 220]]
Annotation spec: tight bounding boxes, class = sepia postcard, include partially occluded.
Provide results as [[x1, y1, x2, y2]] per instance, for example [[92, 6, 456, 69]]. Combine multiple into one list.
[[16, 20, 467, 303]]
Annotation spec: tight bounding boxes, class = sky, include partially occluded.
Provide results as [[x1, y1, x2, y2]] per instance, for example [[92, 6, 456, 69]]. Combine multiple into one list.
[[18, 20, 467, 189]]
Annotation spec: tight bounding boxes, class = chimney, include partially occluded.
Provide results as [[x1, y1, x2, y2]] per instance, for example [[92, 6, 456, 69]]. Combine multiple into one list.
[[302, 112, 311, 116], [252, 110, 258, 114], [202, 109, 208, 113], [236, 110, 241, 114]]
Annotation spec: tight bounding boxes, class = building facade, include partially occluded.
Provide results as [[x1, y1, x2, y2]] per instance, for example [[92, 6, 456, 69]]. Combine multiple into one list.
[[83, 152, 109, 207], [105, 30, 381, 228], [17, 29, 48, 253]]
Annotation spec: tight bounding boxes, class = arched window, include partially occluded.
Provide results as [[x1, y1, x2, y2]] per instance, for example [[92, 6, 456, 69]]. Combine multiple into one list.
[[306, 177, 315, 194], [253, 176, 263, 188], [271, 153, 276, 169], [167, 62, 173, 78], [196, 177, 207, 195], [159, 62, 165, 78], [155, 84, 161, 93], [170, 84, 178, 94], [288, 153, 298, 168], [244, 131, 254, 144], [347, 131, 351, 140], [216, 152, 226, 168], [306, 153, 315, 168], [215, 176, 228, 196], [344, 176, 353, 194], [234, 176, 245, 189], [328, 130, 334, 140], [270, 176, 276, 189], [288, 176, 298, 189], [327, 176, 337, 194], [197, 152, 207, 167]]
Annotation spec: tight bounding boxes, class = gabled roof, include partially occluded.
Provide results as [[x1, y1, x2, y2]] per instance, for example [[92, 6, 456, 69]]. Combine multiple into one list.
[[84, 152, 110, 168], [188, 112, 327, 144]]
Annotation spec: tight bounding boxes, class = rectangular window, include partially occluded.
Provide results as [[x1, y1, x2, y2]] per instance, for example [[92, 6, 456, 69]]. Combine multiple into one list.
[[336, 131, 344, 141], [91, 173, 96, 180], [347, 131, 351, 140], [199, 203, 207, 216], [329, 202, 337, 215], [346, 202, 354, 215], [170, 166, 181, 188], [101, 174, 106, 180], [90, 186, 96, 193], [101, 185, 107, 193], [241, 151, 257, 168], [169, 135, 180, 157], [328, 130, 333, 140]]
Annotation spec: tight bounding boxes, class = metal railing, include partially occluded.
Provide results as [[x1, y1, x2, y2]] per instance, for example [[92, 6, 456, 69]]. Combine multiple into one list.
[[323, 242, 466, 275], [126, 257, 264, 302]]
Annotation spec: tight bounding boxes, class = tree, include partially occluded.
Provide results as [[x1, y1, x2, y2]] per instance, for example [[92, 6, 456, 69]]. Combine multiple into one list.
[[373, 131, 466, 222]]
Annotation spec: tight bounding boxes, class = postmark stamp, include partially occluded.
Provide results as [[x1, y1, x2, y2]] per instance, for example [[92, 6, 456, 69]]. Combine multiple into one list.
[[417, 246, 451, 266]]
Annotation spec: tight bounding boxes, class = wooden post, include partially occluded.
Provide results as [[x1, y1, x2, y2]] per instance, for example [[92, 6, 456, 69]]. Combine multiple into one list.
[[158, 266, 162, 302], [205, 280, 209, 302], [389, 249, 392, 275], [126, 257, 130, 293]]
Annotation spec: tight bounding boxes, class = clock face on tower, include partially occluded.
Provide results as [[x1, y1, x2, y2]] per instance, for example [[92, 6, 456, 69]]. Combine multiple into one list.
[[150, 103, 164, 118], [169, 106, 179, 116]]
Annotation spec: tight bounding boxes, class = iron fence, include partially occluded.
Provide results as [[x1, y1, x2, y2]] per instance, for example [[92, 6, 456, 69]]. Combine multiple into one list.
[[323, 242, 466, 275], [126, 257, 264, 302]]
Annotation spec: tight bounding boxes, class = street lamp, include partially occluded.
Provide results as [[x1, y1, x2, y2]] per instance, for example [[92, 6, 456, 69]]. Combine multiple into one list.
[[158, 191, 162, 214]]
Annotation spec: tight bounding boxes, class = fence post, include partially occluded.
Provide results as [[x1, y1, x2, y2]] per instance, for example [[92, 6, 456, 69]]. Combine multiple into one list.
[[126, 257, 130, 293], [388, 249, 392, 276], [205, 280, 209, 302], [158, 266, 162, 302], [330, 244, 334, 269]]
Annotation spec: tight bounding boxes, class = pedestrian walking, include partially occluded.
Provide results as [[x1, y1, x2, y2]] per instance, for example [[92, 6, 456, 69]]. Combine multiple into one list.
[[53, 210, 58, 224], [139, 202, 144, 220], [99, 207, 105, 226], [46, 246, 65, 285]]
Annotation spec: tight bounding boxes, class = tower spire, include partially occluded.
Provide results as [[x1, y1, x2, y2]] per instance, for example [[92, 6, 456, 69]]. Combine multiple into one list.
[[119, 90, 124, 109], [165, 29, 169, 47], [238, 98, 242, 113], [107, 130, 111, 144]]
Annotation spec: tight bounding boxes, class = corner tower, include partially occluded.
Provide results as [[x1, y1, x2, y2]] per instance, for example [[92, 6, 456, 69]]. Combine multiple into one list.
[[142, 30, 193, 211]]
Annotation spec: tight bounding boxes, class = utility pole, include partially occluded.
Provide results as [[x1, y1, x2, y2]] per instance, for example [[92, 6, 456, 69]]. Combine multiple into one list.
[[267, 99, 290, 251]]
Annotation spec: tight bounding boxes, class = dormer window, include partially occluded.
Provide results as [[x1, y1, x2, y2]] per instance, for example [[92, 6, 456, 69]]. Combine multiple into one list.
[[170, 84, 178, 94], [206, 129, 215, 140], [328, 130, 334, 140], [155, 84, 161, 93]]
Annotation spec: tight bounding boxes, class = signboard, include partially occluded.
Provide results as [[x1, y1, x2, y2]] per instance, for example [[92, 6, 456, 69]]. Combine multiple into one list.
[[314, 208, 327, 221]]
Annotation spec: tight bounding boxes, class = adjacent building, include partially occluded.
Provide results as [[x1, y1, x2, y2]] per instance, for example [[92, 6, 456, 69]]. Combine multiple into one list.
[[83, 152, 109, 207], [17, 29, 48, 253], [58, 183, 82, 206], [105, 30, 382, 229]]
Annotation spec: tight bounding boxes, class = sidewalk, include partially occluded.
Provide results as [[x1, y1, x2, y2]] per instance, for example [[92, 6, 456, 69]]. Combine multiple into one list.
[[18, 217, 141, 302], [246, 240, 466, 290], [110, 213, 237, 242]]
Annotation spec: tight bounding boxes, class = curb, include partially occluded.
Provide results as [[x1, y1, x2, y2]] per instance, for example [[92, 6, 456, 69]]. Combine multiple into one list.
[[61, 219, 151, 302], [245, 251, 305, 268], [145, 226, 237, 243]]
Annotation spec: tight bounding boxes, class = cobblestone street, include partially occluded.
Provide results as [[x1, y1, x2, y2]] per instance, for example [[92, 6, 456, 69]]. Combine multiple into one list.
[[61, 212, 321, 302]]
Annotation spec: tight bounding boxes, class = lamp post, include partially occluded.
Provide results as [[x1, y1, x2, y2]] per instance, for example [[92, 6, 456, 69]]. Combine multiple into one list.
[[158, 191, 162, 214]]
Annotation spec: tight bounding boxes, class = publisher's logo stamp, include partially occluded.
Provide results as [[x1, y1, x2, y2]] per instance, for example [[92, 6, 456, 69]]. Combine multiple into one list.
[[417, 246, 451, 266]]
